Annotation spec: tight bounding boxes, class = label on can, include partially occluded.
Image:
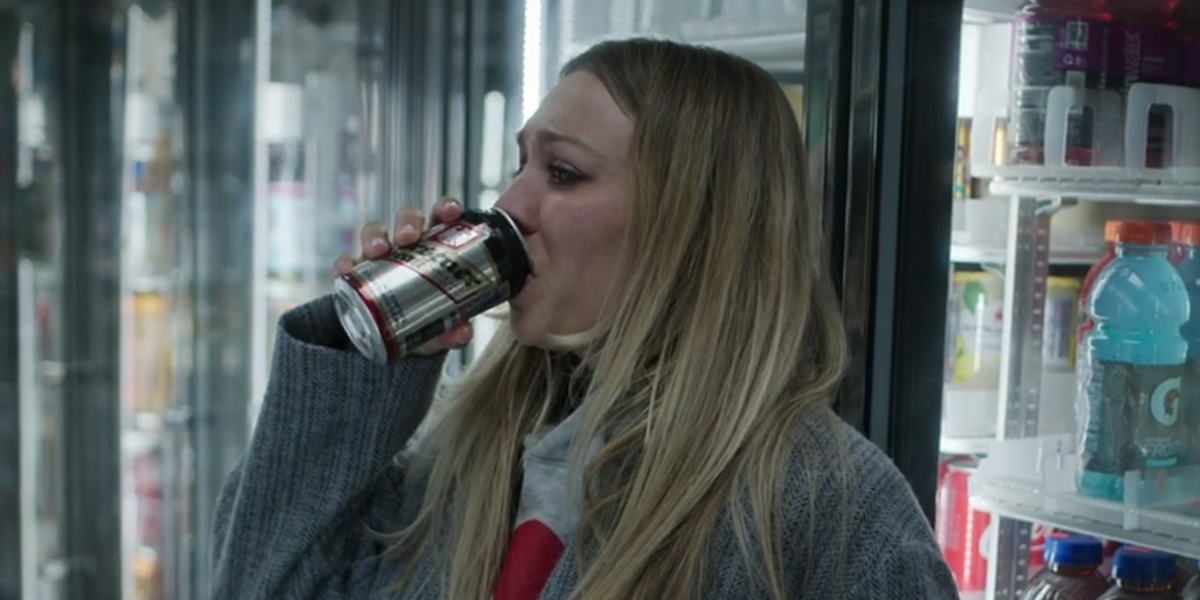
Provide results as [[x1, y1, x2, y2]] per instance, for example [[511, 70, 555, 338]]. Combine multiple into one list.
[[1044, 276, 1082, 372], [389, 223, 495, 299], [936, 458, 990, 593], [945, 270, 1005, 390], [337, 209, 529, 363], [954, 118, 971, 200]]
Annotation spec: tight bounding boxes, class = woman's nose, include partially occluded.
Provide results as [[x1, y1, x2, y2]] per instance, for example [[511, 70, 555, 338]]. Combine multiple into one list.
[[494, 185, 536, 236]]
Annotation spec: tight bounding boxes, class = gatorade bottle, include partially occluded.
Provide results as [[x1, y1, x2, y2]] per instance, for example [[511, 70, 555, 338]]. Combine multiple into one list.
[[1078, 220, 1121, 346], [1010, 1, 1113, 165], [1098, 547, 1178, 599], [1020, 532, 1109, 600], [1076, 221, 1121, 428], [1077, 221, 1190, 501], [1169, 221, 1192, 265], [1105, 1, 1181, 168], [1175, 222, 1200, 466]]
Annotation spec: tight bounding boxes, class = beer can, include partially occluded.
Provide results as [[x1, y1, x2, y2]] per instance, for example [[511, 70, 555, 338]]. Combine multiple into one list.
[[334, 208, 530, 364], [953, 118, 971, 200]]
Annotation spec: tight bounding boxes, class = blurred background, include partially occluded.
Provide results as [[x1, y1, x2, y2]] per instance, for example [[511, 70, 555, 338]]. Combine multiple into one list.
[[5, 0, 1200, 599]]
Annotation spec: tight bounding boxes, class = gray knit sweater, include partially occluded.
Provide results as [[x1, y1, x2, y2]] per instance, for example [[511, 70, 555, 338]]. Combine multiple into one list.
[[209, 297, 959, 599]]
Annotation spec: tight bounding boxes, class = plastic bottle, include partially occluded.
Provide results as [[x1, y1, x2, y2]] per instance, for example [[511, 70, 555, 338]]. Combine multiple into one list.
[[1097, 547, 1178, 599], [1182, 559, 1200, 599], [1175, 0, 1200, 88], [1075, 220, 1120, 450], [1078, 220, 1121, 347], [1009, 1, 1113, 165], [1077, 221, 1190, 501], [1174, 222, 1200, 467], [1020, 532, 1109, 600], [1105, 1, 1181, 168]]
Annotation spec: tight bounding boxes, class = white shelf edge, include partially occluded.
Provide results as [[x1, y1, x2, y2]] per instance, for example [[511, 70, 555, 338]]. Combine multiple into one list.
[[970, 165, 1200, 203], [940, 435, 994, 455], [971, 478, 1200, 560], [950, 243, 1105, 265]]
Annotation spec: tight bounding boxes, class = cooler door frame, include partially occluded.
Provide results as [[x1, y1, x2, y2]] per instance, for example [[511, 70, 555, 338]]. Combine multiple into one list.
[[805, 0, 965, 522], [1, 10, 23, 597]]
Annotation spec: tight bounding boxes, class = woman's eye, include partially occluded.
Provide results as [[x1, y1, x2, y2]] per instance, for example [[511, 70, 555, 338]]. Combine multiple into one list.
[[548, 165, 580, 185]]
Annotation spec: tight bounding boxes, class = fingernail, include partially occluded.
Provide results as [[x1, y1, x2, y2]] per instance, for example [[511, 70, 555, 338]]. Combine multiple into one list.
[[398, 224, 416, 239], [370, 238, 388, 251]]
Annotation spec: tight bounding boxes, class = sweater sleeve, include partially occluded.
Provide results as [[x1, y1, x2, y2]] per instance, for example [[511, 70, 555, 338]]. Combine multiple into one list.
[[209, 295, 446, 599], [839, 450, 959, 599], [859, 538, 961, 599]]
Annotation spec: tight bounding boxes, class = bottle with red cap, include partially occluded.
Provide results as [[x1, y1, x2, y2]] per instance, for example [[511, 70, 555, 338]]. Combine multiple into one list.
[[1078, 220, 1122, 346], [1009, 1, 1113, 165], [1105, 1, 1181, 168], [1075, 220, 1121, 422], [1021, 532, 1109, 600], [1077, 220, 1190, 501]]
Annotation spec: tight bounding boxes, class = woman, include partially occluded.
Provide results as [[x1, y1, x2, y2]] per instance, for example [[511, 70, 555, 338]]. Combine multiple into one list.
[[210, 38, 958, 599]]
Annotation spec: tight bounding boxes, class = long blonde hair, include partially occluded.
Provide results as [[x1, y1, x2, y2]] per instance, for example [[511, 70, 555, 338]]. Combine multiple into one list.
[[388, 38, 851, 599]]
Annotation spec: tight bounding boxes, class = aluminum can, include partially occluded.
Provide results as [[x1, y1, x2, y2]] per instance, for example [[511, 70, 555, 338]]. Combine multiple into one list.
[[1043, 276, 1082, 372], [334, 208, 530, 363], [935, 456, 990, 595]]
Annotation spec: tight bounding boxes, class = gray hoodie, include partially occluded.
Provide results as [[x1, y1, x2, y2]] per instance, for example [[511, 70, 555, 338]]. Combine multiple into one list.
[[209, 296, 959, 599]]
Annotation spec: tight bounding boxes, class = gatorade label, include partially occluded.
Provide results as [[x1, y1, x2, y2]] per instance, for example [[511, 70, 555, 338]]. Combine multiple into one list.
[[1082, 361, 1187, 475], [1184, 360, 1200, 466]]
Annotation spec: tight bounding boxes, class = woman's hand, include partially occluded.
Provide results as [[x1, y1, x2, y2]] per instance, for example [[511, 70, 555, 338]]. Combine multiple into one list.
[[332, 197, 473, 355]]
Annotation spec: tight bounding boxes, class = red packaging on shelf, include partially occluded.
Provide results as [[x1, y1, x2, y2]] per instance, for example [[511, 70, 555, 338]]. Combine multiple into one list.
[[936, 457, 990, 594]]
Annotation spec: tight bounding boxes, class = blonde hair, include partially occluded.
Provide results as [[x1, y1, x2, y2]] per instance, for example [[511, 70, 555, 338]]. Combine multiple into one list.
[[387, 38, 851, 599]]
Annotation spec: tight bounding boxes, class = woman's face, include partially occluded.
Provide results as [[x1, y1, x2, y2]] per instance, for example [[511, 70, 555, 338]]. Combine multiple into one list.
[[495, 71, 634, 349]]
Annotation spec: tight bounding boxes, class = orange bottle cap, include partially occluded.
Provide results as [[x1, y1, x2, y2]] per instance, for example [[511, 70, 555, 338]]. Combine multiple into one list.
[[1177, 221, 1200, 247], [1113, 221, 1172, 246]]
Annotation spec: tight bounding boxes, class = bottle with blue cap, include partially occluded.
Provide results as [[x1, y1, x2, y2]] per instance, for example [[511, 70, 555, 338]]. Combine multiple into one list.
[[1020, 532, 1108, 600], [1098, 546, 1177, 599]]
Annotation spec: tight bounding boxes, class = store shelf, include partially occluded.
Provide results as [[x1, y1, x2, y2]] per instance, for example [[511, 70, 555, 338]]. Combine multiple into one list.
[[982, 172, 1200, 203], [950, 242, 1105, 265], [940, 435, 994, 456], [970, 437, 1200, 559]]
